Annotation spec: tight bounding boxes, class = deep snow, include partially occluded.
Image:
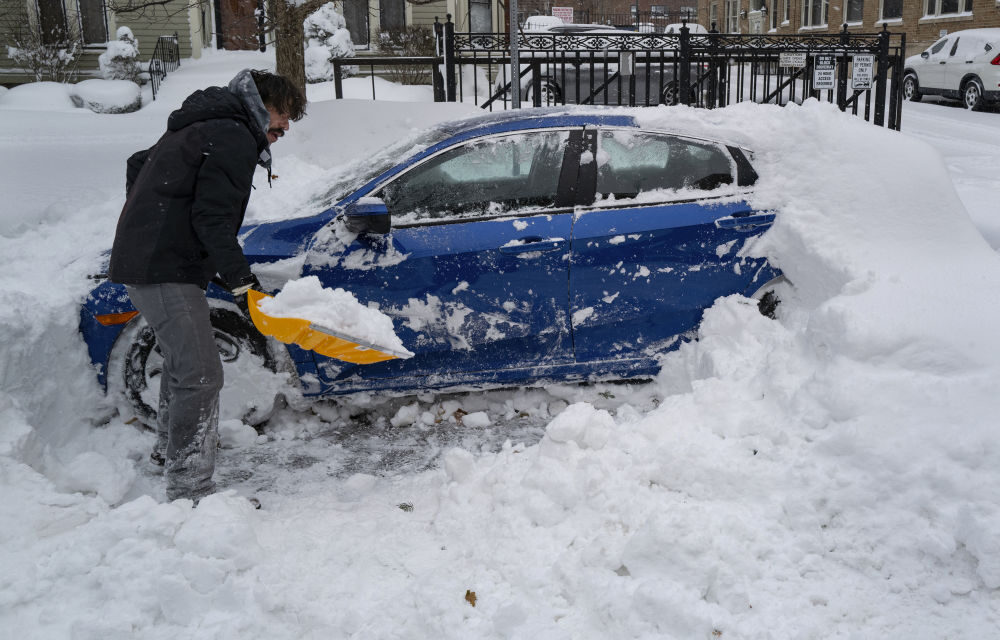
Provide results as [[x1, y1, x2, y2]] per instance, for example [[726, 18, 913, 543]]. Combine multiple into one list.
[[1, 50, 999, 638]]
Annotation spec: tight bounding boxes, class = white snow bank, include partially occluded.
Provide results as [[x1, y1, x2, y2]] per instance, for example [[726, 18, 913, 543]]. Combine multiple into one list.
[[257, 275, 413, 356], [0, 81, 77, 111]]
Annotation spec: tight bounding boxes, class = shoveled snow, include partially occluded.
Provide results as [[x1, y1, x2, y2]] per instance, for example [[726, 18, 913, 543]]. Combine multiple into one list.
[[1, 49, 999, 638], [257, 275, 413, 356]]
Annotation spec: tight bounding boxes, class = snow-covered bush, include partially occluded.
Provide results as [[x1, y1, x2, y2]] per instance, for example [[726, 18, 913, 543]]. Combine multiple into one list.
[[303, 3, 355, 83], [4, 21, 81, 82], [98, 27, 141, 84], [70, 79, 143, 114]]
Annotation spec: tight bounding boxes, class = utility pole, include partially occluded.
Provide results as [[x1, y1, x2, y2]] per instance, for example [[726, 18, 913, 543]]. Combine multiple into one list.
[[510, 0, 521, 108]]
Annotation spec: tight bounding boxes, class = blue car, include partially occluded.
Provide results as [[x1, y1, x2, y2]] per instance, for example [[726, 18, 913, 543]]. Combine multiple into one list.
[[80, 107, 782, 424]]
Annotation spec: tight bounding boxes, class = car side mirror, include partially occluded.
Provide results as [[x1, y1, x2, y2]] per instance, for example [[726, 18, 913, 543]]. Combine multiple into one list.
[[921, 51, 929, 59], [344, 197, 390, 234]]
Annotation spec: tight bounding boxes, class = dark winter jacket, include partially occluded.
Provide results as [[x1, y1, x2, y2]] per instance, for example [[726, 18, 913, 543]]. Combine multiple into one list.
[[108, 70, 272, 289]]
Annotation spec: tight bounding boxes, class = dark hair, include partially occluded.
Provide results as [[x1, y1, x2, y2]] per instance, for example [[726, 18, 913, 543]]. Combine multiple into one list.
[[250, 69, 306, 121]]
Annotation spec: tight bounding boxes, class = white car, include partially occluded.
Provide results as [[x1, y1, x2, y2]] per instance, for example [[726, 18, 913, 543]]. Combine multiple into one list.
[[662, 23, 709, 34], [902, 28, 1000, 111], [522, 16, 564, 32]]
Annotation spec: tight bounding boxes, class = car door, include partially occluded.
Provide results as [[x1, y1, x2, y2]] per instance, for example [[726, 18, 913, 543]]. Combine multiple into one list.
[[302, 127, 583, 390], [568, 126, 773, 363], [920, 36, 954, 90]]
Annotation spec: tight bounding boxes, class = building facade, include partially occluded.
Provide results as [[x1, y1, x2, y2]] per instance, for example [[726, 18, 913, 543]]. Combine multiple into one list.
[[694, 0, 1000, 54]]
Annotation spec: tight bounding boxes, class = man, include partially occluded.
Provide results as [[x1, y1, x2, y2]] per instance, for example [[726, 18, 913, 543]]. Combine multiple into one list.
[[108, 69, 306, 504]]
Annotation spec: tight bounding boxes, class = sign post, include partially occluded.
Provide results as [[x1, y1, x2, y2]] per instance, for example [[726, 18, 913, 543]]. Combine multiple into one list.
[[851, 53, 875, 90], [813, 54, 836, 91]]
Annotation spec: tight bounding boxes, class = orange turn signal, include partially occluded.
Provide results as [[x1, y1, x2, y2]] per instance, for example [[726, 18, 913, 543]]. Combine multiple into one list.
[[95, 310, 139, 326]]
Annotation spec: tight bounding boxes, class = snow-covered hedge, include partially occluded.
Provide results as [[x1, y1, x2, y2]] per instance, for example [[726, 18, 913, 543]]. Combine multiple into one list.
[[99, 27, 141, 84], [70, 80, 143, 114], [303, 2, 355, 83]]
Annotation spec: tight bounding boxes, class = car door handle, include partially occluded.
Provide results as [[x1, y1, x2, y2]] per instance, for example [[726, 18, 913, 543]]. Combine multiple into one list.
[[499, 237, 566, 254], [715, 213, 775, 230]]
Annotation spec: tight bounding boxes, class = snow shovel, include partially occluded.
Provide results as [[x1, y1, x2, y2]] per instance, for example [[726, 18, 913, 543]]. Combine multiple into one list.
[[245, 290, 411, 364]]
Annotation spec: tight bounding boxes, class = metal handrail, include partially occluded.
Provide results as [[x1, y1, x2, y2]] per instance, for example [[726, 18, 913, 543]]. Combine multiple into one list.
[[149, 33, 180, 100]]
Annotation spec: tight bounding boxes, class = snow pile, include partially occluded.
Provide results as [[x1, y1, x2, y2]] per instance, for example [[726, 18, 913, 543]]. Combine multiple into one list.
[[0, 81, 77, 111], [257, 275, 413, 356], [1, 51, 1000, 637]]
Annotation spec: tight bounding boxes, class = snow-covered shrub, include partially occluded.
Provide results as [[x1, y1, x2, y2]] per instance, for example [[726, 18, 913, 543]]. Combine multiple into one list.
[[99, 27, 141, 84], [70, 79, 143, 114], [303, 3, 355, 83], [4, 21, 81, 82]]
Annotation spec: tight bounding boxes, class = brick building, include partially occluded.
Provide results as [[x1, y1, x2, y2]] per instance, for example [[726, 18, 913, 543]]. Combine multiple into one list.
[[693, 0, 1000, 54]]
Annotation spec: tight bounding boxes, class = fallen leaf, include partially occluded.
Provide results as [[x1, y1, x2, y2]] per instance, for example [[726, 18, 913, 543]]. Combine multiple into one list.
[[465, 590, 477, 607]]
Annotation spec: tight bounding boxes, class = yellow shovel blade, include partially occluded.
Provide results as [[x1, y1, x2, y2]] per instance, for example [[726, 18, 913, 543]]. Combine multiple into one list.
[[246, 289, 409, 364]]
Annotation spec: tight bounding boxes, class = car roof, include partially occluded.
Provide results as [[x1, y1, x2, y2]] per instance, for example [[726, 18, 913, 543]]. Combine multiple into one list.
[[432, 107, 638, 139]]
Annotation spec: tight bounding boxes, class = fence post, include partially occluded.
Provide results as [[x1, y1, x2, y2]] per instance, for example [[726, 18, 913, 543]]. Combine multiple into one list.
[[531, 61, 542, 107], [873, 24, 889, 127], [444, 15, 456, 102], [333, 60, 343, 99], [837, 23, 849, 112], [433, 17, 446, 102], [707, 22, 719, 108], [679, 21, 691, 105]]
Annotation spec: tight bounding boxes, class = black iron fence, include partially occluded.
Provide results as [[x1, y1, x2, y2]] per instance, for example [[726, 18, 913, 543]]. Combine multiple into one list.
[[331, 18, 905, 130], [148, 33, 180, 100]]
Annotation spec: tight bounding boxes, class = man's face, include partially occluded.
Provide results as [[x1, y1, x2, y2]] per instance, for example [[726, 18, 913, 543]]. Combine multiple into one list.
[[266, 107, 290, 145]]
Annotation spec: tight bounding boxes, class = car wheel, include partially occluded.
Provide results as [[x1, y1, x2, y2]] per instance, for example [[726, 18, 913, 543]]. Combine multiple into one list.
[[963, 79, 984, 111], [109, 306, 292, 429], [902, 74, 922, 102], [661, 82, 700, 106], [525, 79, 562, 105], [750, 275, 791, 320]]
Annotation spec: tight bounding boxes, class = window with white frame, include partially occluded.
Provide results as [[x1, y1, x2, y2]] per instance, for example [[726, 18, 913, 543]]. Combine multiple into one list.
[[710, 2, 719, 28], [880, 0, 902, 20], [726, 0, 739, 32], [651, 5, 666, 15], [801, 0, 827, 26], [784, 0, 790, 21], [846, 0, 864, 22], [924, 0, 972, 16], [681, 6, 697, 19]]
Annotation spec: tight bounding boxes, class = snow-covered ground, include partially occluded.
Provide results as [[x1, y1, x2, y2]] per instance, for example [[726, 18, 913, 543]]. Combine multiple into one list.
[[2, 50, 1000, 638]]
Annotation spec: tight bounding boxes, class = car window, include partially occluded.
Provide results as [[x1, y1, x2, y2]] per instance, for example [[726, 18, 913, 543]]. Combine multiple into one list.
[[593, 130, 734, 202], [929, 38, 949, 55], [379, 130, 570, 223], [949, 38, 960, 56]]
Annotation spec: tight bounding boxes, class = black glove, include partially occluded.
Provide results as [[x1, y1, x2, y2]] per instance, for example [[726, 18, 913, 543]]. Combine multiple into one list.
[[230, 274, 261, 319]]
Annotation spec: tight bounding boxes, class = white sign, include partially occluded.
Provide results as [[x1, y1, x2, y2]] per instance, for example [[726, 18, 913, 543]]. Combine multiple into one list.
[[851, 53, 875, 90], [552, 7, 573, 23], [779, 52, 807, 68], [813, 54, 835, 90]]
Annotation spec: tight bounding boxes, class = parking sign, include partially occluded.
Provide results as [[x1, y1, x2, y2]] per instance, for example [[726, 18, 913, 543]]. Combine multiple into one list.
[[851, 54, 875, 90]]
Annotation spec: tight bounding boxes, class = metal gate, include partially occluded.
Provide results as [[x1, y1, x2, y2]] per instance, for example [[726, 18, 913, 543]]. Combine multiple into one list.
[[439, 21, 905, 130]]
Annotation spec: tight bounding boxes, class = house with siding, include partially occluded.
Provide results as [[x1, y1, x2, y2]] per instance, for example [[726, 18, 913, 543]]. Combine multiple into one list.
[[2, 0, 507, 87], [1, 0, 215, 86]]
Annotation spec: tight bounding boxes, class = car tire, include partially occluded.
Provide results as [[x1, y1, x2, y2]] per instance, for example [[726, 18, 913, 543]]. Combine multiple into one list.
[[661, 82, 700, 106], [109, 305, 292, 429], [963, 78, 984, 111], [750, 275, 791, 320], [902, 73, 922, 102], [525, 79, 562, 105]]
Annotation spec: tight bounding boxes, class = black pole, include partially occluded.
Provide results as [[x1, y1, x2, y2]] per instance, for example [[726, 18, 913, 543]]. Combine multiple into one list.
[[433, 17, 445, 102], [873, 24, 889, 127], [257, 0, 266, 52], [837, 23, 849, 111], [679, 22, 691, 105], [445, 14, 456, 102]]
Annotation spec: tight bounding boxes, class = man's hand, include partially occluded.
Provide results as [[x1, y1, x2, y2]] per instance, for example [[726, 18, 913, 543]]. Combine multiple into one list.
[[231, 274, 261, 319]]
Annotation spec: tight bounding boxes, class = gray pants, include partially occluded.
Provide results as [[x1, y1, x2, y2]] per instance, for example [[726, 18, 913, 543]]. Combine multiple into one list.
[[126, 283, 223, 502]]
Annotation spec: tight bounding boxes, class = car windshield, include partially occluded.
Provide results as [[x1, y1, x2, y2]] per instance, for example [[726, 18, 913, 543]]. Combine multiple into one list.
[[313, 125, 458, 208]]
